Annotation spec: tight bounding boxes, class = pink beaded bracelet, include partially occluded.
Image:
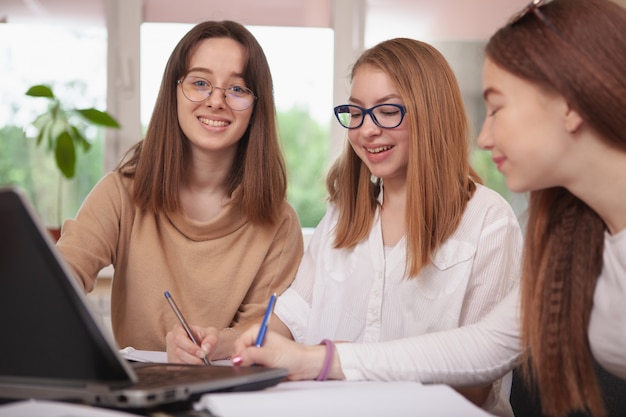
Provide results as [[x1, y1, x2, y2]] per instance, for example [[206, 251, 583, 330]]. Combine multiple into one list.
[[315, 339, 334, 381]]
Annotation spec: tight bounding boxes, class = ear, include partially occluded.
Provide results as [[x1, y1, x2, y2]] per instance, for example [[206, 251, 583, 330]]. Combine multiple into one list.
[[564, 105, 584, 133]]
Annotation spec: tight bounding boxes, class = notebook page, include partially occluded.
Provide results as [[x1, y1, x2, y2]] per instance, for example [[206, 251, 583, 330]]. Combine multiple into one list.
[[194, 380, 493, 417]]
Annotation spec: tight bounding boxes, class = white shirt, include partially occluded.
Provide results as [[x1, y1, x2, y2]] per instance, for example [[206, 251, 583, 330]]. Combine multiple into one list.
[[335, 225, 626, 389], [589, 229, 626, 379], [275, 183, 523, 372]]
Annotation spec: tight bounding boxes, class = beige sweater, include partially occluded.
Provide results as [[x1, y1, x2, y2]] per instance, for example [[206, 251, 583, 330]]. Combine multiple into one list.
[[57, 172, 303, 351]]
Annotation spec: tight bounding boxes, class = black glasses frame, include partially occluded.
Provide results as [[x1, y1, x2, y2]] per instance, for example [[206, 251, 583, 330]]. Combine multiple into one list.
[[333, 103, 407, 130]]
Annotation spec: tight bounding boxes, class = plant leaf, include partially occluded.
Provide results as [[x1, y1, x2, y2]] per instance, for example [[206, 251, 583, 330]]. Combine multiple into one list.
[[76, 108, 121, 128], [26, 85, 55, 99], [70, 125, 92, 152], [54, 131, 76, 179]]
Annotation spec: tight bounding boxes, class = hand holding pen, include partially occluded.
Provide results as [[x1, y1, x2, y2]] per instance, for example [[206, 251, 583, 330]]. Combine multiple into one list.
[[231, 293, 276, 367], [164, 291, 211, 365], [230, 293, 340, 380]]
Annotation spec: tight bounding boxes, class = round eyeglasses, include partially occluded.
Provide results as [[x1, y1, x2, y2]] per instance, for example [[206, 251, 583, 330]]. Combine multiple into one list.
[[334, 104, 406, 129], [178, 75, 256, 111]]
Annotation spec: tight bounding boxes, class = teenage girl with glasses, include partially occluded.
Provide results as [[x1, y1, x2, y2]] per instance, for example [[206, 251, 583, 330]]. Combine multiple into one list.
[[174, 37, 524, 416], [57, 21, 303, 357]]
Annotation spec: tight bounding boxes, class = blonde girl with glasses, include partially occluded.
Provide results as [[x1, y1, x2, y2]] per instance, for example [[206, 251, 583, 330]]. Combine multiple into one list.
[[56, 21, 303, 357], [185, 37, 523, 416]]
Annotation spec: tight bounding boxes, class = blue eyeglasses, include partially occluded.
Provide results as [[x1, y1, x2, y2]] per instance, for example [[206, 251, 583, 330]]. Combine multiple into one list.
[[334, 104, 406, 129]]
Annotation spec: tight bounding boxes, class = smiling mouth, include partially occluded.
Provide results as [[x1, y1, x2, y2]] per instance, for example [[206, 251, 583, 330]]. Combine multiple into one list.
[[199, 117, 229, 127], [366, 145, 394, 154]]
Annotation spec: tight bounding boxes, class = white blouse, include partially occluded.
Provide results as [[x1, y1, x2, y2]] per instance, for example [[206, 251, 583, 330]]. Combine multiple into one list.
[[333, 223, 626, 388], [589, 228, 626, 379], [275, 183, 523, 373]]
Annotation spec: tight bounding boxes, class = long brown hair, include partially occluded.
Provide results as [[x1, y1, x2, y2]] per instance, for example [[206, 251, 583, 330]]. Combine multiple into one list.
[[486, 1, 626, 416], [327, 38, 480, 277], [118, 20, 286, 225]]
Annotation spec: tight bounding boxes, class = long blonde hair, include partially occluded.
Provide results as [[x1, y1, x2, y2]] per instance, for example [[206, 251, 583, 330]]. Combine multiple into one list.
[[327, 38, 480, 277]]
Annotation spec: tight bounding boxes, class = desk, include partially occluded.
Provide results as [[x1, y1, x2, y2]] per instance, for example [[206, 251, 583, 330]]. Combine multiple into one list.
[[0, 381, 492, 417], [0, 399, 215, 417]]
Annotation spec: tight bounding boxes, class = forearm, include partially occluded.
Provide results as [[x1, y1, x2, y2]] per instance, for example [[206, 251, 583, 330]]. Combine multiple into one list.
[[335, 291, 521, 386]]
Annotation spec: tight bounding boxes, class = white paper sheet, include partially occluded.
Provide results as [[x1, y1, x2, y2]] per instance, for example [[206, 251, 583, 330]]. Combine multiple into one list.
[[119, 346, 168, 363], [118, 347, 232, 366], [194, 380, 493, 417]]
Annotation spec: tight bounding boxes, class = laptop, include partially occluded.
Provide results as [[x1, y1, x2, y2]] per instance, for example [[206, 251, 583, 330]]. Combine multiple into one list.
[[0, 187, 288, 409]]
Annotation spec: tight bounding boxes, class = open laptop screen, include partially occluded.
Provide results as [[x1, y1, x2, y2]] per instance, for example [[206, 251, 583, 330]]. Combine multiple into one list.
[[0, 188, 132, 386]]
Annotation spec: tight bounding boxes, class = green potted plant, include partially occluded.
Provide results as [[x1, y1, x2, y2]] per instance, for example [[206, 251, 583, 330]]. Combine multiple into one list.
[[25, 84, 121, 240]]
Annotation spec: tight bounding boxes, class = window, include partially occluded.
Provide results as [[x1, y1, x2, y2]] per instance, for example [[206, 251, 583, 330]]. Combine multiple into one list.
[[1, 23, 332, 228], [1, 11, 526, 230], [0, 24, 107, 228]]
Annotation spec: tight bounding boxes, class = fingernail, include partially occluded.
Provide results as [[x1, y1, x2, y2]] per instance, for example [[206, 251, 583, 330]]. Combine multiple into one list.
[[231, 355, 243, 366]]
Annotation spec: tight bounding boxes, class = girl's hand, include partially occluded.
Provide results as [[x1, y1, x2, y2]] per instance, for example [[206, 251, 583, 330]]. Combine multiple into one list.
[[231, 325, 327, 381], [165, 323, 219, 364]]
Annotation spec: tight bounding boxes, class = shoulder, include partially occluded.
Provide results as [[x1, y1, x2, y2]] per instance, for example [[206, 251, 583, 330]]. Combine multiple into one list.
[[85, 171, 135, 210], [268, 200, 305, 241], [272, 200, 303, 232], [470, 183, 512, 207], [447, 184, 522, 245], [277, 199, 300, 222], [93, 171, 132, 193], [465, 183, 519, 223]]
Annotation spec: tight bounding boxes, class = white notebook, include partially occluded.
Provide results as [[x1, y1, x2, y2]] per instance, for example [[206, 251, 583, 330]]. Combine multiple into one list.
[[194, 380, 493, 417]]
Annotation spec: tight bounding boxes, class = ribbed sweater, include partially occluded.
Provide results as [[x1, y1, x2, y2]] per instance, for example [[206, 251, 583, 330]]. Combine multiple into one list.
[[57, 171, 303, 351]]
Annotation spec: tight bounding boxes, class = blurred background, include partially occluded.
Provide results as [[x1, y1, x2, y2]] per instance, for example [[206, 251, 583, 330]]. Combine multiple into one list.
[[4, 0, 618, 228]]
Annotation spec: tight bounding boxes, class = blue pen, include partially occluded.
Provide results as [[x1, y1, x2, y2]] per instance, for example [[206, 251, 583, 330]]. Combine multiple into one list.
[[255, 293, 277, 347]]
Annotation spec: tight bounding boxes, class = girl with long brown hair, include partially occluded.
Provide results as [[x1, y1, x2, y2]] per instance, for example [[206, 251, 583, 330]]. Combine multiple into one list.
[[57, 21, 303, 357], [478, 0, 626, 415]]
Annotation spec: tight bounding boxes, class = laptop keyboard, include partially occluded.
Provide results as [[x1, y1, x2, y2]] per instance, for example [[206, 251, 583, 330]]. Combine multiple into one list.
[[133, 364, 231, 389]]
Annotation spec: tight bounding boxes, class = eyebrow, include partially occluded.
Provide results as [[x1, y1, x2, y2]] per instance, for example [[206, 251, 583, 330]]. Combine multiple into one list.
[[482, 87, 499, 101], [187, 67, 246, 80], [348, 93, 401, 105]]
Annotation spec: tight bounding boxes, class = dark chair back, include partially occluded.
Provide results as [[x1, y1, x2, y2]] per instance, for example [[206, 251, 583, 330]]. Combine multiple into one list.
[[510, 362, 626, 417]]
